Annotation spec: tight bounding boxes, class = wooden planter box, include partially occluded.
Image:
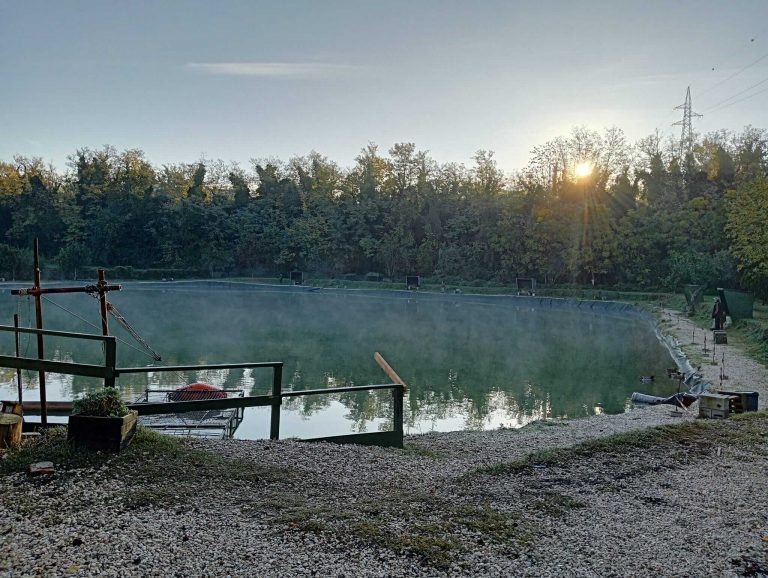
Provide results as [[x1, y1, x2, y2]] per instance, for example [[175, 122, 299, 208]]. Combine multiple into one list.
[[68, 411, 138, 452]]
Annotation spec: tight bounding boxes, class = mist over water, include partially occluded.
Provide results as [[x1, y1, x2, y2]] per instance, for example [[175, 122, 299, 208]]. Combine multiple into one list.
[[0, 286, 675, 438]]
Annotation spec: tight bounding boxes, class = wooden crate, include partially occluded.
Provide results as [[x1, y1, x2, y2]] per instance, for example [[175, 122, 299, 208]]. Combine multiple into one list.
[[713, 330, 728, 344], [68, 411, 138, 452], [698, 393, 733, 419]]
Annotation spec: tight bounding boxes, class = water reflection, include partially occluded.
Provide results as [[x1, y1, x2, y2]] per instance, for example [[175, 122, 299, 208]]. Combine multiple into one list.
[[0, 288, 675, 438]]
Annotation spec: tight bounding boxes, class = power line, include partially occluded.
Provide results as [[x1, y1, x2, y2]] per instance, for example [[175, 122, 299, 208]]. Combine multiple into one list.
[[704, 75, 768, 111], [697, 49, 768, 100], [711, 83, 768, 111]]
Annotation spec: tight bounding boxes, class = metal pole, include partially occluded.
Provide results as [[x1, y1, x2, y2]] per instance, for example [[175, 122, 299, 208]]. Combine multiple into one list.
[[270, 364, 282, 440], [104, 336, 116, 388], [13, 313, 22, 403], [33, 238, 47, 425], [393, 384, 404, 446]]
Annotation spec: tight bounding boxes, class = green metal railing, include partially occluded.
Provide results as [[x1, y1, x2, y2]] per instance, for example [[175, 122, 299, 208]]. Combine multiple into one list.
[[0, 325, 405, 447], [0, 326, 116, 384]]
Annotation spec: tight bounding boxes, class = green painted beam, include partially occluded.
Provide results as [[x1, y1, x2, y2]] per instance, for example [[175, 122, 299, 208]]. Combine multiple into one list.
[[280, 383, 397, 398], [0, 325, 110, 341], [302, 430, 403, 448], [117, 362, 282, 374], [128, 395, 274, 415], [0, 355, 112, 379]]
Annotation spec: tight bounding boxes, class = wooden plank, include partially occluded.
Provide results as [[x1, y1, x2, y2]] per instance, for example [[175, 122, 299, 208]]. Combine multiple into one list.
[[22, 401, 73, 414], [374, 352, 409, 392], [128, 394, 274, 415]]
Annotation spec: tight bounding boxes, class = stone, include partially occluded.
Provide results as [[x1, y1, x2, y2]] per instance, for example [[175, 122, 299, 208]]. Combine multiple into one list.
[[28, 461, 55, 476]]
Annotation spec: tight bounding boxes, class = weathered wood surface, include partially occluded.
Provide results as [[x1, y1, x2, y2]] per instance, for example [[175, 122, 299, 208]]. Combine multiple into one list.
[[0, 413, 23, 448], [374, 352, 409, 392], [67, 411, 138, 452]]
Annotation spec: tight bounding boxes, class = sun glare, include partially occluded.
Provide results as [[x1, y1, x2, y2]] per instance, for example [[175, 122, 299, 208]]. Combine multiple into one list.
[[574, 161, 593, 178]]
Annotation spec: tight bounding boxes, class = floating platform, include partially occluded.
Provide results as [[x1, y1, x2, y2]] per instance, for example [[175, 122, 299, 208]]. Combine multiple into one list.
[[134, 388, 245, 438]]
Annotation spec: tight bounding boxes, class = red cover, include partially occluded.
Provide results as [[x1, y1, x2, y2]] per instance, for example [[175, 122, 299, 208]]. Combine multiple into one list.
[[168, 382, 227, 402]]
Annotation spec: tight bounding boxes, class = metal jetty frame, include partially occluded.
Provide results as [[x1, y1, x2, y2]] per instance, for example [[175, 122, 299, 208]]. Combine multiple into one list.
[[133, 388, 245, 438]]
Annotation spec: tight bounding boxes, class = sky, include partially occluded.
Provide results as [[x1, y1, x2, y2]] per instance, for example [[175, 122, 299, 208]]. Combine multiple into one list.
[[2, 0, 768, 173]]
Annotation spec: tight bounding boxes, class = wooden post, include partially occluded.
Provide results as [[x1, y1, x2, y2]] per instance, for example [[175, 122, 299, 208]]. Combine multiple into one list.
[[32, 239, 47, 425], [270, 364, 282, 440], [13, 313, 22, 403], [374, 352, 409, 392]]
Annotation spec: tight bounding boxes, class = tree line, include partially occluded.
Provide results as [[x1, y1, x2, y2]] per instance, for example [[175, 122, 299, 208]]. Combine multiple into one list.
[[1, 125, 767, 297]]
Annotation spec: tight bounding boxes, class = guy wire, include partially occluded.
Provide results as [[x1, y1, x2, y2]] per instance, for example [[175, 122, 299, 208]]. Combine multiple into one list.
[[41, 295, 156, 359]]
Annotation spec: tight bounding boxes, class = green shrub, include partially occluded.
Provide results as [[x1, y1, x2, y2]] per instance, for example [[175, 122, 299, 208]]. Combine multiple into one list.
[[72, 387, 129, 417]]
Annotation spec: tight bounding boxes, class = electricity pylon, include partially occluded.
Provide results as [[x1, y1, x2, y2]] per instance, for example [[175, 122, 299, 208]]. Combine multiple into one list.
[[673, 86, 702, 160]]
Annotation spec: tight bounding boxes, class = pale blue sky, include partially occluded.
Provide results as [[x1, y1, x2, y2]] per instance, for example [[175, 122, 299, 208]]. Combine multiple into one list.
[[2, 0, 767, 172]]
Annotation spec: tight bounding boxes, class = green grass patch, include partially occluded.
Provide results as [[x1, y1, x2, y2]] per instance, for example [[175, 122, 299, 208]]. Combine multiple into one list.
[[351, 520, 459, 569], [450, 504, 535, 545], [532, 492, 588, 515], [1, 426, 293, 495], [0, 427, 108, 475], [462, 420, 716, 479]]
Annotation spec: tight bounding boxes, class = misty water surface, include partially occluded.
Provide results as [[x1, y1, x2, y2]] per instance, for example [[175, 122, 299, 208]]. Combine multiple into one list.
[[0, 286, 676, 438]]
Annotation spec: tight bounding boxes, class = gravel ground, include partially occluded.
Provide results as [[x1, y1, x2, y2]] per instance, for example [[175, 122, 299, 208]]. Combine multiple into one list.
[[1, 309, 767, 577]]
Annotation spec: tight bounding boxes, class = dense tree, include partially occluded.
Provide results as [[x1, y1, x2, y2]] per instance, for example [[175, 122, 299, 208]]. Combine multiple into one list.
[[1, 126, 766, 294], [726, 177, 768, 298]]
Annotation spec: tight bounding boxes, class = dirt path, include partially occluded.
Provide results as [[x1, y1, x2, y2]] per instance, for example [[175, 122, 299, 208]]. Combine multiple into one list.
[[661, 309, 768, 408]]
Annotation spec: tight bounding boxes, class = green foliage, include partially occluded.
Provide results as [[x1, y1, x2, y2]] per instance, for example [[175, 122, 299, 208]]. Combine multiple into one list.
[[463, 421, 713, 478], [726, 177, 768, 299], [0, 126, 766, 289], [56, 242, 89, 279], [72, 387, 130, 417], [662, 249, 736, 290], [0, 427, 106, 474]]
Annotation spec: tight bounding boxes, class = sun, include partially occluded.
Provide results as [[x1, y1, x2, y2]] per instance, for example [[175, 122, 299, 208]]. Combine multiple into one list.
[[574, 161, 593, 178]]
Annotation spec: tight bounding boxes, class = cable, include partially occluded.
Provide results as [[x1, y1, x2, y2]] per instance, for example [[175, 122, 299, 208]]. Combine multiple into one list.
[[107, 303, 162, 362], [42, 294, 101, 332], [41, 295, 154, 359], [704, 75, 768, 111], [711, 83, 768, 110], [697, 49, 768, 100]]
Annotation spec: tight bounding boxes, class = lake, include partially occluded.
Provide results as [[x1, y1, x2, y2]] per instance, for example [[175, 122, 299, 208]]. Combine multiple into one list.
[[0, 284, 676, 438]]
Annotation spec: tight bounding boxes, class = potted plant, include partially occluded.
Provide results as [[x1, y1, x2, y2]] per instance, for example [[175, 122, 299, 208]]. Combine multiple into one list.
[[68, 387, 138, 452]]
